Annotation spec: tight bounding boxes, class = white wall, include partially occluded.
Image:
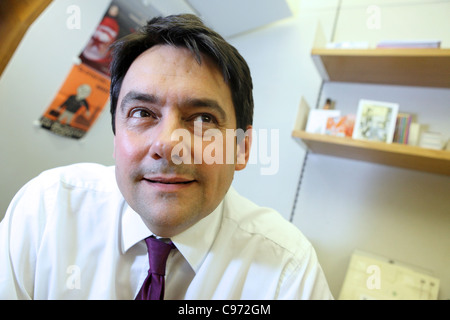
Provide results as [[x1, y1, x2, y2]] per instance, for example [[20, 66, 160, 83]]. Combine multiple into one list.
[[230, 0, 450, 299], [0, 0, 114, 215], [299, 1, 450, 299], [229, 4, 337, 220], [1, 0, 449, 299]]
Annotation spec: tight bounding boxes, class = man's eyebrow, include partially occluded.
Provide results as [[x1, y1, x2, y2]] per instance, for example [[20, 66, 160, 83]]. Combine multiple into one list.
[[120, 91, 159, 111], [119, 91, 228, 121], [184, 98, 227, 121]]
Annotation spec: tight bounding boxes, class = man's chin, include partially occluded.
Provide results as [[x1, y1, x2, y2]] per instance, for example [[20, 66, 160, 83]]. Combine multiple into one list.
[[139, 210, 200, 238]]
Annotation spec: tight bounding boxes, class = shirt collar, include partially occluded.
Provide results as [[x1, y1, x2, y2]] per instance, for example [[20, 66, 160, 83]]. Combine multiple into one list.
[[171, 201, 223, 273], [121, 199, 224, 274], [121, 204, 151, 253]]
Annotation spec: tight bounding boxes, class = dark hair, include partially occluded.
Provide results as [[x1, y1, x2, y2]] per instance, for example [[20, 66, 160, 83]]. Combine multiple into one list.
[[109, 14, 253, 134]]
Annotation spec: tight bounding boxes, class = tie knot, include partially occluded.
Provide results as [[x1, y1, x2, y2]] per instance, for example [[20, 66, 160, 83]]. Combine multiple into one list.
[[145, 237, 175, 275]]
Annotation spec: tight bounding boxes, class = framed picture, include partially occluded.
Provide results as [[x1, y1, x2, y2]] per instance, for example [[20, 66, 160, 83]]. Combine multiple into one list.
[[352, 99, 399, 143]]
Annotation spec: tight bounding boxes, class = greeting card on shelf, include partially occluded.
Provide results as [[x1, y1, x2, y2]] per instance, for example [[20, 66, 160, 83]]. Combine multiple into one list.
[[325, 114, 355, 137], [353, 99, 399, 143], [305, 109, 341, 134]]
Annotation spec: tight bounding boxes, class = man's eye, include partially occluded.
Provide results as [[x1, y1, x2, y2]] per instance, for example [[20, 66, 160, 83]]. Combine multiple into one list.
[[130, 109, 152, 118], [193, 114, 216, 123]]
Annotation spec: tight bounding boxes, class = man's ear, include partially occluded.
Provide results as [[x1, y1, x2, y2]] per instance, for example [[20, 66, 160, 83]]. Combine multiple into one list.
[[235, 125, 252, 171]]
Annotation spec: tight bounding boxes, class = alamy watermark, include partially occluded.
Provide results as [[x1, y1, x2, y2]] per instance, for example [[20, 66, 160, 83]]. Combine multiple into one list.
[[66, 5, 81, 30], [366, 264, 381, 290], [366, 5, 381, 30], [170, 123, 279, 176], [66, 265, 81, 290]]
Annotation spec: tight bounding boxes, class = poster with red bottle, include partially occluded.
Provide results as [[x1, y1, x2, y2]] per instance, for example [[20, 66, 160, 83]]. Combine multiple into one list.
[[79, 0, 160, 77]]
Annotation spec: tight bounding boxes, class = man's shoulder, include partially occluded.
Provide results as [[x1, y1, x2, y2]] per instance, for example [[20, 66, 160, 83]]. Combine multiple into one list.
[[223, 187, 311, 256], [4, 163, 120, 239], [35, 162, 116, 191], [38, 162, 114, 182]]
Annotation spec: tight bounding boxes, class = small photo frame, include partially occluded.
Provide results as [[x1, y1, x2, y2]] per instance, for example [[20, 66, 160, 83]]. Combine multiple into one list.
[[353, 99, 399, 143]]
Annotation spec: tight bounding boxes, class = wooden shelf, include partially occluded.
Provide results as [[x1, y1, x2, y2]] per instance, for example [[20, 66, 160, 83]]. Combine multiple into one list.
[[292, 130, 450, 175], [300, 48, 450, 175], [311, 48, 450, 88]]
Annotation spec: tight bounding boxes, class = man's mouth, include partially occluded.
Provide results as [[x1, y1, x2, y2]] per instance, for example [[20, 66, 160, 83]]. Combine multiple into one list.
[[143, 176, 195, 185], [145, 179, 193, 184]]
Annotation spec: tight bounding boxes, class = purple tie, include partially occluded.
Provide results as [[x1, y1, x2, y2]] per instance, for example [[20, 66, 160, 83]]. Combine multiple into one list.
[[135, 237, 175, 300]]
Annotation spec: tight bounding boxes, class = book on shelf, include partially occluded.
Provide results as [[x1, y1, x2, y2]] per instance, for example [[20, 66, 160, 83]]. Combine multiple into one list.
[[408, 123, 425, 146], [376, 39, 441, 49], [393, 113, 413, 144]]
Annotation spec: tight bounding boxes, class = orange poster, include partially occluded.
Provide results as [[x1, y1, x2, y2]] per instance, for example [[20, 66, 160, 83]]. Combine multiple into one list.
[[40, 63, 110, 139]]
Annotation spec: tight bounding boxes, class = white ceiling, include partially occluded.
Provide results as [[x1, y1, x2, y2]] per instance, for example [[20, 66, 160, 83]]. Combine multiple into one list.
[[145, 0, 293, 38]]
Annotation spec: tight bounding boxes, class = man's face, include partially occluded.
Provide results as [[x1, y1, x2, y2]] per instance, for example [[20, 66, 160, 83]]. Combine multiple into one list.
[[114, 44, 251, 237]]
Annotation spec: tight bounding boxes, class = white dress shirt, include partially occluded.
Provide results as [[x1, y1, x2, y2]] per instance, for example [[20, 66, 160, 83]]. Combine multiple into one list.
[[0, 163, 333, 299]]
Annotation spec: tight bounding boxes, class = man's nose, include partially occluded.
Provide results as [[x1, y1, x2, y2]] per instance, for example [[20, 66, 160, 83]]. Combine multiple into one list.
[[148, 114, 185, 162]]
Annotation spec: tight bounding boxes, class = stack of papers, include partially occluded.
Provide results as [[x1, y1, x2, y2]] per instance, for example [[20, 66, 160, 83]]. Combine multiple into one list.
[[419, 131, 446, 150], [376, 40, 441, 48]]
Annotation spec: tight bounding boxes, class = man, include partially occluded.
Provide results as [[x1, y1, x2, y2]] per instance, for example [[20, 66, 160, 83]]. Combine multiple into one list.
[[0, 14, 333, 299]]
